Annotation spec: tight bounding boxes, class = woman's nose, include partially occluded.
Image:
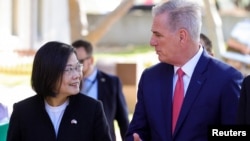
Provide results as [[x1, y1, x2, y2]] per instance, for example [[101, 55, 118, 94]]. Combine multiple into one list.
[[72, 70, 82, 79]]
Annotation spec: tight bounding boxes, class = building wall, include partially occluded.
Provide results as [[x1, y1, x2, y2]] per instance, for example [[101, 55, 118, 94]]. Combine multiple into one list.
[[87, 11, 250, 47], [0, 0, 70, 51]]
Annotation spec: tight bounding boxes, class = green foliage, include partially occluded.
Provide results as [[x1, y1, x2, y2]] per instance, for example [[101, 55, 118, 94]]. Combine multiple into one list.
[[0, 45, 155, 87], [0, 74, 31, 87], [95, 45, 154, 57]]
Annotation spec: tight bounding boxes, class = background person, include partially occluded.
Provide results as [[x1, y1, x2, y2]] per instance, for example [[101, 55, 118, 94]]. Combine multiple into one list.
[[200, 33, 213, 56], [125, 0, 243, 140], [72, 39, 129, 141], [0, 102, 9, 124], [7, 41, 111, 141]]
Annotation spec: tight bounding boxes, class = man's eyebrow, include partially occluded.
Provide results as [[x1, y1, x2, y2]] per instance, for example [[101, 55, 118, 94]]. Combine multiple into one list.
[[152, 30, 159, 34]]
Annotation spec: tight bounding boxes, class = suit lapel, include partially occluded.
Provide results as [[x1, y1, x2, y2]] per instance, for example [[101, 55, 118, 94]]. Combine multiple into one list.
[[57, 96, 78, 140], [158, 64, 174, 137], [96, 71, 106, 101], [34, 96, 57, 140], [174, 52, 210, 135]]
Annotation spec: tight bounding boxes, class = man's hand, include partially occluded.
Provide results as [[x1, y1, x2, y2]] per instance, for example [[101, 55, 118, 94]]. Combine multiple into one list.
[[133, 133, 142, 141]]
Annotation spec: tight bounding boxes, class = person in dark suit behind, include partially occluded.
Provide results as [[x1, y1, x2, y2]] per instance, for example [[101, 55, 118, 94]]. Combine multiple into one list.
[[7, 41, 111, 141], [237, 75, 250, 124], [125, 0, 243, 141], [72, 39, 129, 141]]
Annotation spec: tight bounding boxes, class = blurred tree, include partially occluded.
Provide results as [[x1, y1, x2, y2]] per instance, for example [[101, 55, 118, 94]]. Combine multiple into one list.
[[234, 0, 250, 11], [69, 0, 82, 42], [203, 0, 225, 59], [84, 0, 134, 46], [69, 0, 135, 47]]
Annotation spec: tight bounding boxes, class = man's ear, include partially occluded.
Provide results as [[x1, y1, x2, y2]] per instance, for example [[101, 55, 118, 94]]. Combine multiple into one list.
[[90, 56, 94, 64], [179, 28, 187, 43]]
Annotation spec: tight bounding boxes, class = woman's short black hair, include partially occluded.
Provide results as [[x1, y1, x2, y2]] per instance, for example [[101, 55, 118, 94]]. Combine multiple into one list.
[[31, 41, 75, 97]]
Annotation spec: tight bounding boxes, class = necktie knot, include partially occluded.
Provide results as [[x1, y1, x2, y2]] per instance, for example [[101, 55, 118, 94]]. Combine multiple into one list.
[[177, 68, 184, 77]]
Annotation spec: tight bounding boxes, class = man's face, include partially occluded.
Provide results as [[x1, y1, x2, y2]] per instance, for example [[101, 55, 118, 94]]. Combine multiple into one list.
[[74, 47, 92, 77], [150, 13, 185, 65]]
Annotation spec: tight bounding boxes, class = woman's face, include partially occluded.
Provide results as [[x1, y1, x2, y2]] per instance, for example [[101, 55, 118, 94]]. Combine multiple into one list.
[[56, 53, 83, 98]]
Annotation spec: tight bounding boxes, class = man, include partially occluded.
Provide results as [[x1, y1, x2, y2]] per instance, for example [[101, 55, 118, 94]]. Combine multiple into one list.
[[72, 40, 129, 141], [125, 0, 243, 141]]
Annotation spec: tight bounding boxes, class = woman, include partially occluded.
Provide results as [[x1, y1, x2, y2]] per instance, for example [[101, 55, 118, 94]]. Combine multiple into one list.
[[7, 41, 111, 141]]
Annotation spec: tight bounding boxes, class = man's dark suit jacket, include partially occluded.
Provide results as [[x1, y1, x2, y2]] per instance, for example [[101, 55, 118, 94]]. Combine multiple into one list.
[[125, 51, 243, 141], [95, 70, 129, 141], [238, 75, 250, 124], [7, 94, 112, 141]]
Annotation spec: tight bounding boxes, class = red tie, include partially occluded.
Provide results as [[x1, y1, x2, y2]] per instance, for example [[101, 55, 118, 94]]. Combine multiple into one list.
[[172, 68, 185, 133]]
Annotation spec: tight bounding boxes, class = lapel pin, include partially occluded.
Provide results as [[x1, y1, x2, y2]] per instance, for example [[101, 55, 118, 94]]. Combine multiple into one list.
[[101, 78, 105, 82], [71, 119, 77, 124]]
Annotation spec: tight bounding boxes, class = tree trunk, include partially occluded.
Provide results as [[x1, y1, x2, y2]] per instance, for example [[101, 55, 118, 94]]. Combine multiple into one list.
[[203, 0, 225, 59], [68, 0, 82, 42], [85, 0, 135, 46]]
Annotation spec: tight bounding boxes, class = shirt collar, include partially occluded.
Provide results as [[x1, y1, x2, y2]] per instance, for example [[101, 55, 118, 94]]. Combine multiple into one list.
[[174, 46, 203, 78], [85, 68, 97, 82]]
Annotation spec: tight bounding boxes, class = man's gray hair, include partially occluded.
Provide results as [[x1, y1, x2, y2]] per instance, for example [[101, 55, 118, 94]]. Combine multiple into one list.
[[152, 0, 202, 42]]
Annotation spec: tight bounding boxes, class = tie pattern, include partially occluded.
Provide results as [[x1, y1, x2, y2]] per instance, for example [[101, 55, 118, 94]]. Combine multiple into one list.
[[172, 68, 185, 133]]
